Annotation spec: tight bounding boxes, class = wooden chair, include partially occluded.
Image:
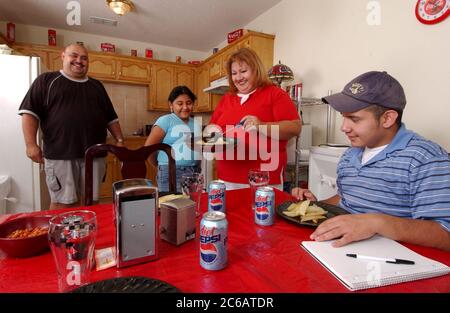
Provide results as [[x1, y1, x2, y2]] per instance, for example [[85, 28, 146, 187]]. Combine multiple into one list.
[[84, 143, 176, 206]]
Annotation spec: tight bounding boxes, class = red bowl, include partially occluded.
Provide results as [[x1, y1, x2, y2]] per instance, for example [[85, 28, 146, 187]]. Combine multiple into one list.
[[0, 215, 52, 258]]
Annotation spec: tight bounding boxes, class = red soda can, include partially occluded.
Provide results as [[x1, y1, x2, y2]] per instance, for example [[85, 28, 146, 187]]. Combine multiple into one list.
[[6, 22, 15, 43], [48, 29, 56, 46], [145, 49, 153, 58]]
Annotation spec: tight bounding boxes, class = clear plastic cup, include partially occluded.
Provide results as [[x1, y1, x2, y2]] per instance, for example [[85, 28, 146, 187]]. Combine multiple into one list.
[[248, 169, 270, 211], [48, 210, 97, 292], [180, 173, 204, 217]]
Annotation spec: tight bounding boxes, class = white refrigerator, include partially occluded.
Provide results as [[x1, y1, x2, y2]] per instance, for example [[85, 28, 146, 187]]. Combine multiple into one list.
[[0, 54, 50, 214]]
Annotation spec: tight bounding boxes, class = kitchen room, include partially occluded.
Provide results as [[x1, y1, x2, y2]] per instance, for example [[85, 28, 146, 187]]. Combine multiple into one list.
[[0, 0, 449, 214]]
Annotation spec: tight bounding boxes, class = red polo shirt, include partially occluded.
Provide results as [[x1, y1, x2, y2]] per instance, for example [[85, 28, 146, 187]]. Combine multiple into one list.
[[209, 85, 299, 184]]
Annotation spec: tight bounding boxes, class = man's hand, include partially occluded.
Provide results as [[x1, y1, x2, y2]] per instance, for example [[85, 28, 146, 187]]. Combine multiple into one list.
[[291, 187, 317, 201], [26, 144, 44, 163], [310, 214, 381, 247]]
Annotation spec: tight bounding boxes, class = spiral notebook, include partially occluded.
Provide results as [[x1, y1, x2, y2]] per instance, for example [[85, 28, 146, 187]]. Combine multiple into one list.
[[301, 235, 450, 291]]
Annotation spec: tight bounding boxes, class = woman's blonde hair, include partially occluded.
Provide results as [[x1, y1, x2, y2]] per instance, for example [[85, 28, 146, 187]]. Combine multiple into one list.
[[226, 47, 272, 94]]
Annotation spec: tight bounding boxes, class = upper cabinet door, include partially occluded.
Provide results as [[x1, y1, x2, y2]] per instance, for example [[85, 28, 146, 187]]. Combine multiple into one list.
[[174, 67, 195, 92], [117, 59, 151, 83], [88, 55, 117, 80], [195, 63, 211, 112], [150, 64, 174, 111], [48, 52, 63, 71], [209, 57, 222, 81]]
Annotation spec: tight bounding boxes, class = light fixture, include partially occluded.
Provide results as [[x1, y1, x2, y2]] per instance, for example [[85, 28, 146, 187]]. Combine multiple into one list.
[[268, 60, 294, 87], [106, 0, 134, 16]]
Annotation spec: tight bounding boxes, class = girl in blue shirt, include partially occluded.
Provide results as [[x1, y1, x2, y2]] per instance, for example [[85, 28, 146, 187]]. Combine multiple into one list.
[[145, 86, 201, 192]]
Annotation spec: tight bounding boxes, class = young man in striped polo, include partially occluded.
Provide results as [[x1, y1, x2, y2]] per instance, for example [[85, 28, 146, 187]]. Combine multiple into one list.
[[292, 71, 450, 251]]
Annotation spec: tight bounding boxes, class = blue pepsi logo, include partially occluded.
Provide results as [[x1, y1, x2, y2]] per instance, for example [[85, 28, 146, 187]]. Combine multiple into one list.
[[210, 198, 223, 211], [256, 206, 270, 220], [200, 242, 217, 263]]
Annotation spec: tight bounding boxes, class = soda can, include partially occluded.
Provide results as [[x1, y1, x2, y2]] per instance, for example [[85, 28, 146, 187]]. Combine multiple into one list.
[[48, 29, 56, 46], [131, 49, 137, 56], [6, 22, 15, 43], [145, 48, 153, 58], [199, 211, 228, 270], [212, 47, 219, 54], [175, 56, 181, 63], [254, 187, 275, 226], [208, 180, 226, 213]]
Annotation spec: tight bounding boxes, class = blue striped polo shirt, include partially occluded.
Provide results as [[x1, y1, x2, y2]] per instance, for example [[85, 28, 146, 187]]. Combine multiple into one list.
[[337, 124, 450, 232]]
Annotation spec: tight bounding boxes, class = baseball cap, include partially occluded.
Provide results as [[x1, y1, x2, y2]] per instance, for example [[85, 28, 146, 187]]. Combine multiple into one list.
[[322, 71, 406, 113]]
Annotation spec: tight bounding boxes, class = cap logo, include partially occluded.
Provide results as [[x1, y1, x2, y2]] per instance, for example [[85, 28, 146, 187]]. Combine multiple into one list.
[[349, 83, 364, 95]]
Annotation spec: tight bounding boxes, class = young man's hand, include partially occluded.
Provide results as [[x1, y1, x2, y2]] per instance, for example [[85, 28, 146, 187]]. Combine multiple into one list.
[[291, 187, 317, 201]]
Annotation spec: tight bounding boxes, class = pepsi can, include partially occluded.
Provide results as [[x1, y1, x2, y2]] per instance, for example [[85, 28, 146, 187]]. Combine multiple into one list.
[[254, 187, 275, 226], [199, 211, 228, 270], [208, 180, 226, 213]]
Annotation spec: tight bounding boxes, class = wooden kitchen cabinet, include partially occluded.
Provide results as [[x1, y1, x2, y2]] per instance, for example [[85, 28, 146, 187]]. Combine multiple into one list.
[[195, 63, 211, 112], [11, 30, 274, 114], [99, 137, 157, 200], [174, 67, 195, 93], [117, 58, 151, 83], [149, 63, 174, 111], [88, 54, 117, 80], [209, 57, 222, 81], [48, 51, 63, 71]]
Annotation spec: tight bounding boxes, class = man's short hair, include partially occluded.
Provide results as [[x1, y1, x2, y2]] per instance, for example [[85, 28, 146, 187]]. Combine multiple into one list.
[[365, 104, 403, 127]]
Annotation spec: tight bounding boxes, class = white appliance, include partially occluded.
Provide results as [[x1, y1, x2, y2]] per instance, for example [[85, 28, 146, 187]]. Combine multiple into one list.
[[308, 146, 348, 201], [203, 76, 229, 94], [0, 54, 50, 213]]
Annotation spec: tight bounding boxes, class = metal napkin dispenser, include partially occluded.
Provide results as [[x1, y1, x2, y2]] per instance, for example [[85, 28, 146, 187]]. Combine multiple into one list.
[[160, 198, 196, 245], [113, 178, 158, 268]]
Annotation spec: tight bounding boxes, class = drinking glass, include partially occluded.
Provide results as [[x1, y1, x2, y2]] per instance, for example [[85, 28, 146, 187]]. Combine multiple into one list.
[[180, 173, 204, 217], [248, 169, 270, 210], [48, 210, 97, 292]]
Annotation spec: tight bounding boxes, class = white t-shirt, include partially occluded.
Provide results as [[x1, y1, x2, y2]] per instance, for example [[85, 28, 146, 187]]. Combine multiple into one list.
[[361, 144, 388, 165]]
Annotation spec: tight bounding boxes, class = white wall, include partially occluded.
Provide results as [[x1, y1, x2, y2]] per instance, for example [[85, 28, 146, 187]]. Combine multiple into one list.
[[245, 0, 450, 150], [0, 21, 208, 62]]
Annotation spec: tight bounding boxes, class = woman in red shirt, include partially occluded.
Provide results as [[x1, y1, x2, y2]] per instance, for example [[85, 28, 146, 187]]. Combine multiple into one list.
[[208, 48, 301, 190]]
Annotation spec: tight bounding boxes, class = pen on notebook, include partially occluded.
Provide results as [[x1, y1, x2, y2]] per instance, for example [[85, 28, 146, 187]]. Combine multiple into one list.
[[346, 254, 415, 265]]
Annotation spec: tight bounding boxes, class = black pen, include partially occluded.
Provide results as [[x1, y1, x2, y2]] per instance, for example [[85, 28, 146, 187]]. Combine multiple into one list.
[[346, 253, 415, 265]]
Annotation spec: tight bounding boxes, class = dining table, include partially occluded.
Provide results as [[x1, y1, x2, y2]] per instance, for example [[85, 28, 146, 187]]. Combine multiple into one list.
[[0, 188, 449, 293]]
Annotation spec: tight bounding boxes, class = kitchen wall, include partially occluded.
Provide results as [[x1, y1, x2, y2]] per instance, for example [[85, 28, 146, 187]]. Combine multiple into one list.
[[244, 0, 450, 150], [0, 21, 208, 62], [103, 82, 156, 137], [102, 83, 212, 137]]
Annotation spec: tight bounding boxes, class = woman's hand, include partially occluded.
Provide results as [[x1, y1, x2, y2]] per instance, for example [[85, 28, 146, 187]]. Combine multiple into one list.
[[241, 115, 262, 132], [203, 124, 223, 137], [291, 187, 317, 201]]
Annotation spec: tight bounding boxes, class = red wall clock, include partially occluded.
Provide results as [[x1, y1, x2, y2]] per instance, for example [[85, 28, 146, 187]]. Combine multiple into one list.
[[415, 0, 450, 24]]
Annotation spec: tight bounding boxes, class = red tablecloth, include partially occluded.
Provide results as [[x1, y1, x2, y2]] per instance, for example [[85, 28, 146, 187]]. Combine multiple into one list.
[[0, 188, 449, 293]]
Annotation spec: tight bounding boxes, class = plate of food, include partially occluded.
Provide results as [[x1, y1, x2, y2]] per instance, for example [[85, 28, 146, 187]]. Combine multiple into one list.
[[276, 200, 349, 227], [196, 136, 237, 146]]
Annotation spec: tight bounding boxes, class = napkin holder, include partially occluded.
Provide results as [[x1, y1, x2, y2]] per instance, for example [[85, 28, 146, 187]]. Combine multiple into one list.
[[160, 198, 196, 245], [113, 178, 158, 268]]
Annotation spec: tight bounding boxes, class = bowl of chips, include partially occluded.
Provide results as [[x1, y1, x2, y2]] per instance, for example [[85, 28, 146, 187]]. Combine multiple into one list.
[[0, 215, 52, 258], [276, 200, 349, 227]]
